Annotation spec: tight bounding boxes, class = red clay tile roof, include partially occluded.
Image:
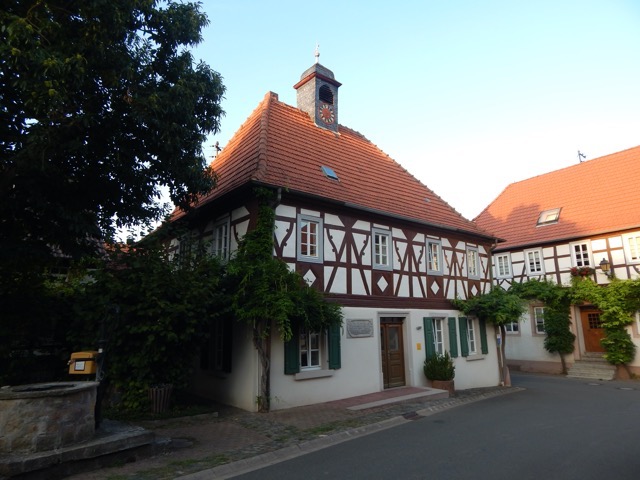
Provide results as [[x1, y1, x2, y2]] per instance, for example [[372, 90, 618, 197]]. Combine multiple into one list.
[[474, 145, 640, 250], [180, 91, 492, 238]]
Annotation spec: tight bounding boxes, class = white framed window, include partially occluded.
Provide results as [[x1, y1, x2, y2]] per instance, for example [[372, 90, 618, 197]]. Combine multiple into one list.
[[571, 242, 592, 267], [372, 228, 393, 270], [505, 321, 519, 334], [525, 249, 544, 275], [211, 217, 230, 260], [467, 247, 480, 279], [623, 232, 640, 264], [533, 306, 545, 334], [427, 239, 443, 275], [297, 214, 323, 263], [432, 318, 444, 355], [300, 328, 321, 370], [495, 253, 512, 278], [466, 318, 477, 354]]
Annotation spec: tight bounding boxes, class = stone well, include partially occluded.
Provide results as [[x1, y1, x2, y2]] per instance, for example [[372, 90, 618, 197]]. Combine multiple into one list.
[[0, 382, 98, 454]]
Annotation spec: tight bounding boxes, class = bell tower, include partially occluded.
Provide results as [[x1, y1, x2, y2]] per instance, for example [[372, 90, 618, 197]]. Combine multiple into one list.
[[293, 47, 341, 133]]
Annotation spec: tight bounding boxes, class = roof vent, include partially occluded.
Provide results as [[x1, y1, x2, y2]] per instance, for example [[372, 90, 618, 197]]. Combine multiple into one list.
[[321, 166, 339, 181]]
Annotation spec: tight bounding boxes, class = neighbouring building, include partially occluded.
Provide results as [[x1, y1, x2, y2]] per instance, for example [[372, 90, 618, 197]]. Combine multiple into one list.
[[475, 146, 640, 377], [171, 59, 502, 411]]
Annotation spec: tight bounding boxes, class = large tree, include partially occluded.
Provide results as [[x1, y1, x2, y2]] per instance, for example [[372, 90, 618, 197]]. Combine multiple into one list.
[[1, 1, 225, 266]]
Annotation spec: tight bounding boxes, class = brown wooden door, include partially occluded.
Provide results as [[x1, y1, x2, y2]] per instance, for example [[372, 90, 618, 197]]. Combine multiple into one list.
[[381, 319, 405, 388], [580, 309, 605, 352]]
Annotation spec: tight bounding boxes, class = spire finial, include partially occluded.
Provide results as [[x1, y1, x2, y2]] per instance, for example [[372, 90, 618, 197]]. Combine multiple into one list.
[[314, 43, 320, 64]]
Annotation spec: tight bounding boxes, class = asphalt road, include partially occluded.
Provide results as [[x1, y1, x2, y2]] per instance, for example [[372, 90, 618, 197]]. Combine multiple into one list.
[[233, 374, 640, 480]]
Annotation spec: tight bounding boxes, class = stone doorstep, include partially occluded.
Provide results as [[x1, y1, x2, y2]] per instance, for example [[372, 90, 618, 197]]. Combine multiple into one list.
[[0, 420, 157, 479], [347, 387, 449, 411]]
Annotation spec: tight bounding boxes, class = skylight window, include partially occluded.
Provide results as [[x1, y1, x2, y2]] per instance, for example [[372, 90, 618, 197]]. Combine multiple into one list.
[[321, 166, 339, 181], [537, 208, 561, 226]]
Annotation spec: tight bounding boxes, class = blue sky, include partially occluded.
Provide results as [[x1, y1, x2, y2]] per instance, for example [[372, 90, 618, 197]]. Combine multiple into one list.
[[193, 0, 640, 220]]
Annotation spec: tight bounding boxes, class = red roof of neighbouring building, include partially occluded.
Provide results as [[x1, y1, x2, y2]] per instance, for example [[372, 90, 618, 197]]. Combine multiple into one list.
[[474, 145, 640, 250], [177, 91, 493, 239]]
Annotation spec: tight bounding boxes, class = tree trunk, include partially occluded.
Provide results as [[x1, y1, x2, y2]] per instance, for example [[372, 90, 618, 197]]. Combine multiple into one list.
[[253, 322, 271, 412], [559, 353, 567, 375], [500, 325, 511, 386]]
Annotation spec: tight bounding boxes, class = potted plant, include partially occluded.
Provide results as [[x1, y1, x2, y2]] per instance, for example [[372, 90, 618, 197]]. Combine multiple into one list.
[[423, 351, 455, 395]]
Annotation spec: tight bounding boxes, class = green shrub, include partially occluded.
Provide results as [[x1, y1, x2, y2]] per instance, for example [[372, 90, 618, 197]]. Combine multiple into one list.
[[423, 351, 455, 381]]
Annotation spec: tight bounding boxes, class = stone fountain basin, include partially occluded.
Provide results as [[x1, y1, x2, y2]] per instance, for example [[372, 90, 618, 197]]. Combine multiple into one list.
[[0, 381, 98, 454]]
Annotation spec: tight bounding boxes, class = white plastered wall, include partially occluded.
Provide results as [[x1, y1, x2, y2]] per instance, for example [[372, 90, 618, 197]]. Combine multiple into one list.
[[268, 306, 501, 411]]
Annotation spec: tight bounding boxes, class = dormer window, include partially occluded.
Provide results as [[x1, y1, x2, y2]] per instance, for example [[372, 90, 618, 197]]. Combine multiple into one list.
[[319, 85, 333, 104], [537, 208, 561, 226]]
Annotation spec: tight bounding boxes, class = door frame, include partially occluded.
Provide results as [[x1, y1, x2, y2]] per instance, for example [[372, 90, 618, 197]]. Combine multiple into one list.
[[380, 316, 407, 389]]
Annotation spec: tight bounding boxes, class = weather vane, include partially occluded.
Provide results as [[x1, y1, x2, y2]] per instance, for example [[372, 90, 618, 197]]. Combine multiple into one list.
[[314, 43, 320, 64], [578, 150, 586, 163]]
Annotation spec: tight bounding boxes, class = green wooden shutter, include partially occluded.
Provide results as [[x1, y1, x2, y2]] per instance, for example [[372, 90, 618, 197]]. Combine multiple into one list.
[[284, 323, 300, 374], [328, 323, 341, 369], [458, 317, 469, 357], [447, 317, 458, 358], [423, 317, 436, 358], [479, 319, 489, 355]]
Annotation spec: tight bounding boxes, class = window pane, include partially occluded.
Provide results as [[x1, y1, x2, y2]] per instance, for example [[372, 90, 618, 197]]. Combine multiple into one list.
[[374, 231, 391, 267], [428, 242, 441, 272], [467, 319, 476, 353], [574, 244, 590, 267], [534, 307, 545, 333], [528, 251, 542, 273], [388, 328, 399, 351], [468, 249, 478, 277], [301, 220, 318, 257], [433, 319, 444, 355]]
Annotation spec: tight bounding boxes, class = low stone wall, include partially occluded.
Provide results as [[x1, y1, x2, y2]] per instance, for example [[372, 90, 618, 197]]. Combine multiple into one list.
[[0, 382, 98, 454]]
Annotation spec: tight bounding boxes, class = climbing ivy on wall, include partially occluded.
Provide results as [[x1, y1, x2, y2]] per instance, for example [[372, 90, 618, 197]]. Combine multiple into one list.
[[571, 277, 639, 375], [511, 279, 575, 374]]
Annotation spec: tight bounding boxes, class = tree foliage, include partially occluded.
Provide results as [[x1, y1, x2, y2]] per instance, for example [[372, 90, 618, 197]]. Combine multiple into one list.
[[74, 238, 227, 411], [1, 1, 225, 266], [453, 286, 525, 327]]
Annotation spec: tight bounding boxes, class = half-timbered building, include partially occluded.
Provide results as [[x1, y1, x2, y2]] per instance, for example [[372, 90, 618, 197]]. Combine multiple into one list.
[[172, 60, 501, 411], [475, 146, 640, 377]]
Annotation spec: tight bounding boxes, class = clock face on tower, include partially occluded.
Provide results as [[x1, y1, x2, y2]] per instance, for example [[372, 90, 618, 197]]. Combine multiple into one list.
[[318, 103, 335, 124]]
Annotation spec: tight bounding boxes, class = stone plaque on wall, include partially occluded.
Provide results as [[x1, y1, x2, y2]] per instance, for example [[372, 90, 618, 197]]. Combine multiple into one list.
[[347, 319, 374, 338]]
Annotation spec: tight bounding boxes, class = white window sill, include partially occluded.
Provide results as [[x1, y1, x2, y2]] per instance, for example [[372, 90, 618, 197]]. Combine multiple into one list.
[[294, 369, 334, 381], [465, 354, 484, 362]]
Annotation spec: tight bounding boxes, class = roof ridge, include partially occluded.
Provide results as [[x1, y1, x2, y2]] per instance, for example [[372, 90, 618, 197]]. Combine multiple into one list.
[[506, 144, 640, 189]]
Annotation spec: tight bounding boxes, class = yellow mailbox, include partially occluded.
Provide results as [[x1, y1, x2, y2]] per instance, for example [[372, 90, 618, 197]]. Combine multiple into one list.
[[68, 351, 98, 375]]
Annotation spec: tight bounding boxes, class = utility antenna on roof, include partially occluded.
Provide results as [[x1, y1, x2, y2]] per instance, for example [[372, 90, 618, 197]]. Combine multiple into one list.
[[212, 141, 221, 159], [577, 150, 586, 163], [314, 43, 320, 64]]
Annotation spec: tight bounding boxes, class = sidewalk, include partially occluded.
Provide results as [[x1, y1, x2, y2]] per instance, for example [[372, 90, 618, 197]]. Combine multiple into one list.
[[69, 385, 521, 480]]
